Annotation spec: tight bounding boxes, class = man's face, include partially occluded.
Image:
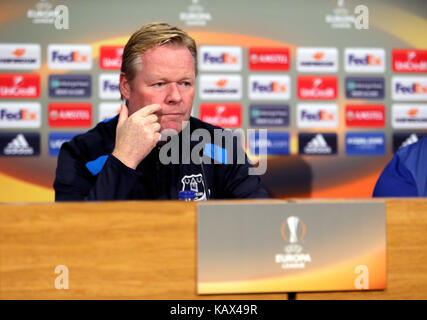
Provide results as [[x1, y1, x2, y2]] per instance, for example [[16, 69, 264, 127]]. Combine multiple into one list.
[[120, 44, 195, 133]]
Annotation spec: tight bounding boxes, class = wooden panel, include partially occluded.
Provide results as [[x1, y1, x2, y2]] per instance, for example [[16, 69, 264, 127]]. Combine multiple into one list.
[[0, 201, 286, 300], [0, 199, 425, 299], [295, 199, 427, 300]]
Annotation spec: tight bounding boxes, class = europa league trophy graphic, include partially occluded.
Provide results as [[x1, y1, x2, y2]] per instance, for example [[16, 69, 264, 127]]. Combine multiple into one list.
[[287, 216, 300, 244]]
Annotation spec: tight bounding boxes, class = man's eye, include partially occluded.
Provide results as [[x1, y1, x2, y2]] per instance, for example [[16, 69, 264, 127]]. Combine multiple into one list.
[[154, 83, 164, 87], [182, 82, 191, 87]]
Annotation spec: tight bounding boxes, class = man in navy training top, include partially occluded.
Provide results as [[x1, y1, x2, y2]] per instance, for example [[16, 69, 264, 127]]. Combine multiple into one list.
[[54, 22, 269, 201]]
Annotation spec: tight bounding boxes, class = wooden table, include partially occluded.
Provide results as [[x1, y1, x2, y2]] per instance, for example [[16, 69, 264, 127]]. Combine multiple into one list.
[[0, 199, 425, 299]]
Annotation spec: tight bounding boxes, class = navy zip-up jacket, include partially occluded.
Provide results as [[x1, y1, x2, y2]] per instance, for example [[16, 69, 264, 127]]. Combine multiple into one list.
[[373, 136, 427, 197], [54, 116, 269, 201]]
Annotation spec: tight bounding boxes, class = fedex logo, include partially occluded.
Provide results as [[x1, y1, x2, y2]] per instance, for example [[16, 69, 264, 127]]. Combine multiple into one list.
[[199, 103, 242, 128], [297, 103, 338, 128], [203, 52, 237, 64], [248, 75, 290, 100], [0, 102, 41, 128], [99, 74, 120, 99], [0, 74, 40, 98], [297, 76, 337, 99], [348, 54, 381, 66], [392, 77, 427, 101], [100, 45, 124, 70], [48, 44, 92, 70], [51, 51, 88, 63], [345, 48, 385, 73], [199, 46, 241, 71], [252, 81, 286, 93], [392, 49, 427, 73], [249, 47, 290, 71]]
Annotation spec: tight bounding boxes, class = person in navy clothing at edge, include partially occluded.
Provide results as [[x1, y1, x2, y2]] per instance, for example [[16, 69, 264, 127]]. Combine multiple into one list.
[[373, 136, 427, 197], [54, 22, 269, 201]]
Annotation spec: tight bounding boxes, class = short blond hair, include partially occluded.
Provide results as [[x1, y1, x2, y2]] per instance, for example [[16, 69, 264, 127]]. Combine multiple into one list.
[[121, 22, 198, 82]]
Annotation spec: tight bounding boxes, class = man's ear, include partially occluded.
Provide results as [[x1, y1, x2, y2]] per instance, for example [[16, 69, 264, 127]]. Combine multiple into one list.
[[119, 72, 131, 101]]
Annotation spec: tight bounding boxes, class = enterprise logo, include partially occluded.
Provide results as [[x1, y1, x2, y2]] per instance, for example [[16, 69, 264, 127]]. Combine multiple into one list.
[[296, 47, 338, 73], [392, 104, 427, 129], [199, 75, 242, 100], [0, 43, 41, 69]]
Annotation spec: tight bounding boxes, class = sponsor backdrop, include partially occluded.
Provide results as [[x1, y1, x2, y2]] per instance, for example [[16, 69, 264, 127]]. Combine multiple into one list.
[[0, 0, 426, 202]]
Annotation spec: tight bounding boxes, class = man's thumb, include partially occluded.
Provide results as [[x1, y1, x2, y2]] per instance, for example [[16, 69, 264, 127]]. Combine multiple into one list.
[[117, 103, 128, 126]]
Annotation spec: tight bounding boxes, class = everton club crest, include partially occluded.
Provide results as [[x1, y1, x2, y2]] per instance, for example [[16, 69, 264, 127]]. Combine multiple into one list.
[[181, 173, 207, 201]]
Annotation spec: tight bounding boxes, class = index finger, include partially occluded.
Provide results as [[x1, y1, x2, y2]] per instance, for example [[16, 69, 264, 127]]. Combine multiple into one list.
[[132, 104, 161, 118]]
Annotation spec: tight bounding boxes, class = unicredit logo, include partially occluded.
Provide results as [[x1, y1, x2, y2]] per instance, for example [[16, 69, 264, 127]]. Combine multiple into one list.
[[199, 103, 242, 128], [100, 46, 123, 70], [0, 74, 40, 98], [297, 76, 337, 99], [392, 49, 427, 73]]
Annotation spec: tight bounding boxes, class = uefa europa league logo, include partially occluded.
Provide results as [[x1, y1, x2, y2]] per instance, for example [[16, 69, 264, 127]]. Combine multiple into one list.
[[281, 216, 307, 252], [287, 216, 300, 244]]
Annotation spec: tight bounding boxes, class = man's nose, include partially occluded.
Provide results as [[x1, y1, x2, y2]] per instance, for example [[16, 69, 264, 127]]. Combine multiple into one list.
[[166, 83, 182, 104]]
